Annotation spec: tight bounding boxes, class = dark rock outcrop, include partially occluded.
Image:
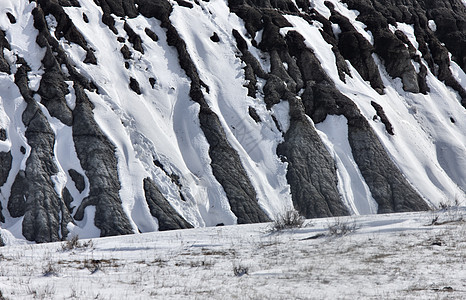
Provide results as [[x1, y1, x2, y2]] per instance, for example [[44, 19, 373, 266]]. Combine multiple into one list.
[[120, 44, 132, 59], [230, 4, 350, 218], [31, 3, 134, 238], [6, 12, 16, 24], [210, 32, 220, 42], [329, 9, 384, 92], [137, 0, 271, 224], [145, 28, 159, 41], [62, 187, 74, 213], [229, 0, 430, 215], [287, 30, 429, 214], [0, 128, 13, 222], [0, 127, 10, 209], [124, 22, 144, 53], [277, 97, 349, 218], [94, 0, 138, 34], [0, 31, 11, 74], [129, 77, 142, 94], [0, 150, 11, 188], [376, 29, 420, 93], [33, 7, 74, 126], [96, 0, 138, 18], [58, 0, 80, 6], [72, 84, 134, 236], [342, 0, 466, 106], [9, 63, 73, 243], [248, 106, 261, 123], [371, 101, 394, 135], [348, 119, 430, 213], [0, 128, 6, 141], [68, 169, 85, 193], [35, 0, 96, 65], [143, 178, 192, 231], [37, 69, 73, 126]]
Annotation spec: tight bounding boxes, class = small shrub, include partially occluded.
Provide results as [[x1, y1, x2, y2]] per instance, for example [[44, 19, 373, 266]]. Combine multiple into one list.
[[82, 258, 118, 274], [84, 259, 102, 274], [233, 265, 249, 277], [428, 197, 464, 226], [327, 218, 358, 236], [27, 284, 56, 298], [43, 262, 59, 277], [61, 235, 94, 251], [270, 209, 305, 232], [61, 235, 79, 251]]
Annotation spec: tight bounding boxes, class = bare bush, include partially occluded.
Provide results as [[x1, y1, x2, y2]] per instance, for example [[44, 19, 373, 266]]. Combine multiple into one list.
[[270, 209, 305, 232], [428, 207, 464, 226], [233, 264, 249, 277], [61, 235, 94, 252], [84, 259, 102, 274], [327, 218, 358, 236], [42, 261, 59, 277], [26, 284, 56, 299]]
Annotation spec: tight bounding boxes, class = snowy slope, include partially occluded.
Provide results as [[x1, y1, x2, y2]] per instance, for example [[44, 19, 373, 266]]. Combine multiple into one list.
[[0, 0, 464, 242], [282, 11, 466, 206]]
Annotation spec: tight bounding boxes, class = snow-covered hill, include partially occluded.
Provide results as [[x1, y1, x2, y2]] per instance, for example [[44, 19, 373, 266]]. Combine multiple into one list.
[[0, 209, 465, 299], [0, 0, 465, 243]]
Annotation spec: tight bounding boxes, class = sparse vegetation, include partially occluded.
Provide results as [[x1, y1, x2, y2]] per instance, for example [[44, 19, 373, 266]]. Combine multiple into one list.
[[327, 218, 358, 236], [269, 209, 305, 232], [84, 259, 103, 274], [60, 235, 94, 252], [26, 284, 56, 299], [428, 198, 465, 226], [233, 264, 249, 277], [0, 212, 465, 298], [42, 261, 60, 277]]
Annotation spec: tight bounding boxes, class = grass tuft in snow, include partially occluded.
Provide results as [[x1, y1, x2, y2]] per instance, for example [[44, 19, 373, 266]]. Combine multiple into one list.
[[60, 235, 94, 252], [42, 261, 60, 277], [83, 259, 117, 274], [268, 209, 306, 232], [327, 218, 358, 236], [428, 200, 465, 226], [26, 284, 56, 299], [1, 211, 466, 298], [233, 264, 249, 277]]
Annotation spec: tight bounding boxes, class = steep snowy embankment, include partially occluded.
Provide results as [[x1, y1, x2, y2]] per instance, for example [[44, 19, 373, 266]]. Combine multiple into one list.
[[0, 0, 464, 242], [281, 7, 466, 207]]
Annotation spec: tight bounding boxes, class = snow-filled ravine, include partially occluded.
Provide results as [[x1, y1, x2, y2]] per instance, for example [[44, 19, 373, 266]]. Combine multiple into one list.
[[0, 209, 466, 299]]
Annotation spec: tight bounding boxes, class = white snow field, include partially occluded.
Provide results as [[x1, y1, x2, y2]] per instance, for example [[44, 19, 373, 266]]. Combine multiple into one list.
[[1, 208, 466, 299]]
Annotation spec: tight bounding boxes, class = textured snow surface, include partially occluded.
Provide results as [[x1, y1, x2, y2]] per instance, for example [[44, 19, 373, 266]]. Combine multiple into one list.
[[1, 209, 466, 299], [0, 0, 465, 241]]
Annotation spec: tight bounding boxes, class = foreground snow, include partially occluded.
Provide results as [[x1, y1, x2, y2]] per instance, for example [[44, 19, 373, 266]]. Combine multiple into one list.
[[1, 209, 465, 299]]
